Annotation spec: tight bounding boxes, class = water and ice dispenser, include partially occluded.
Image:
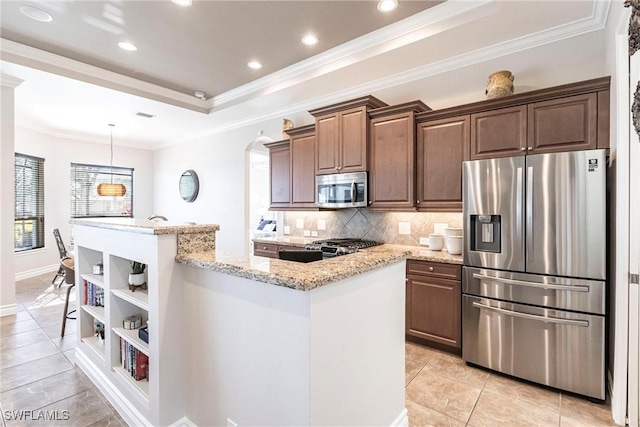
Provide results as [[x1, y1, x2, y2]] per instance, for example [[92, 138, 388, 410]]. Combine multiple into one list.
[[469, 215, 501, 253]]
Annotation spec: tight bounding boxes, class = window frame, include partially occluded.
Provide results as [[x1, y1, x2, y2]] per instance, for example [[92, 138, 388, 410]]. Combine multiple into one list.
[[14, 153, 45, 253], [70, 162, 134, 219]]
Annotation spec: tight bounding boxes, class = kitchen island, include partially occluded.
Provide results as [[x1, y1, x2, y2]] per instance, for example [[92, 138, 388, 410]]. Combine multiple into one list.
[[71, 219, 411, 427]]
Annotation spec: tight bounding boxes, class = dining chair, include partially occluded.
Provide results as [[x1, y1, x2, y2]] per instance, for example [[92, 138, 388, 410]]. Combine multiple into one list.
[[60, 256, 76, 337], [52, 228, 68, 286]]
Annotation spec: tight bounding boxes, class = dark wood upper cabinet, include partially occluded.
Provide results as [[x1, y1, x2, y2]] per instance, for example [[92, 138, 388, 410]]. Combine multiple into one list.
[[527, 93, 597, 154], [470, 105, 527, 160], [369, 102, 430, 211], [310, 96, 387, 175], [288, 125, 317, 207], [265, 141, 291, 209], [416, 115, 469, 212]]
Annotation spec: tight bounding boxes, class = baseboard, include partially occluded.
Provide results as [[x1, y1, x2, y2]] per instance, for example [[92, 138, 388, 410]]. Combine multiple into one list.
[[170, 416, 197, 427], [15, 264, 58, 281], [76, 349, 151, 427], [0, 304, 18, 317], [391, 408, 408, 427]]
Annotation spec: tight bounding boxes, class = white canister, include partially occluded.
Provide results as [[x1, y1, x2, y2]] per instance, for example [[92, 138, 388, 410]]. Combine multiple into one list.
[[445, 236, 463, 255], [428, 234, 444, 251]]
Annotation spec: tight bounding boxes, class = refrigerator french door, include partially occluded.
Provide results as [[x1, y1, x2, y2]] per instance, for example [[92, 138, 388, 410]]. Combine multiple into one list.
[[462, 149, 607, 400]]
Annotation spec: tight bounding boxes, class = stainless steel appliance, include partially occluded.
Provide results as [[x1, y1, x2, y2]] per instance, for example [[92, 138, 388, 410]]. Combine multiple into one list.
[[316, 172, 367, 208], [462, 149, 606, 400], [304, 238, 381, 258]]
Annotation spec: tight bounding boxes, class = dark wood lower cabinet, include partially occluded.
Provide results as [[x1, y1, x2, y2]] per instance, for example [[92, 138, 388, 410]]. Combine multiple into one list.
[[406, 260, 461, 351], [253, 242, 301, 259]]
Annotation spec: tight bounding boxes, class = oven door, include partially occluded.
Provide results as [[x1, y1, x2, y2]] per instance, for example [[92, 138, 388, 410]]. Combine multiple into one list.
[[316, 172, 367, 208], [462, 295, 605, 399]]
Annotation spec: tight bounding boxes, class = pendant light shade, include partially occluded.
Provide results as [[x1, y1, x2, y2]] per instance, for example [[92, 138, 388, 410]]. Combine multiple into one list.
[[97, 183, 126, 197], [98, 124, 127, 197]]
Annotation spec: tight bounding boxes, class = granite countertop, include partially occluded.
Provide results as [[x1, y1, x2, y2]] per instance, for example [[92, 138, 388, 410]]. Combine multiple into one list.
[[70, 218, 221, 235], [252, 237, 463, 265], [176, 244, 412, 291]]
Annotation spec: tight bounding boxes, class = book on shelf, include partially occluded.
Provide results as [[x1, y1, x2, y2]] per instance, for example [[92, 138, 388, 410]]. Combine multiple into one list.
[[120, 338, 148, 381], [83, 280, 104, 307]]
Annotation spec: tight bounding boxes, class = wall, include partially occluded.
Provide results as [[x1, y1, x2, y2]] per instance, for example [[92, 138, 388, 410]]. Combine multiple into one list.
[[14, 127, 154, 277], [282, 210, 462, 246]]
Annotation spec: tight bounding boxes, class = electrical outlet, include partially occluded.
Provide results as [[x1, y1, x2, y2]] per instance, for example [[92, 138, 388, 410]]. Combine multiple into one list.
[[227, 419, 238, 427], [399, 221, 411, 235], [311, 230, 318, 237], [303, 230, 311, 237], [317, 219, 326, 230], [419, 237, 429, 246], [434, 222, 448, 235], [283, 225, 291, 235], [296, 219, 304, 229]]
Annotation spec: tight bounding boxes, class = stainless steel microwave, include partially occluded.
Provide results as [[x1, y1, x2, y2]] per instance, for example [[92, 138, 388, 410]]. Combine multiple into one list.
[[316, 172, 367, 208]]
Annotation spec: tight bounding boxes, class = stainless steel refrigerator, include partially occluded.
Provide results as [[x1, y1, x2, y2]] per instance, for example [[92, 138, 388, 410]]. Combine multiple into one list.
[[462, 149, 606, 400]]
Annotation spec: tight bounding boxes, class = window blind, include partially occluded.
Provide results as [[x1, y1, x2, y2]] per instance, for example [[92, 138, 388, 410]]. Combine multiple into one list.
[[70, 163, 134, 218], [15, 153, 45, 252]]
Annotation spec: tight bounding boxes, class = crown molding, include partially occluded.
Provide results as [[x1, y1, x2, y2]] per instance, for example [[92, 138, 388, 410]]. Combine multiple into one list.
[[0, 73, 24, 88], [0, 39, 209, 113]]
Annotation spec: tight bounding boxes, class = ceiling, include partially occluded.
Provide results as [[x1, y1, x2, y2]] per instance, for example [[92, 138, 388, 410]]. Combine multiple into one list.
[[0, 0, 610, 149]]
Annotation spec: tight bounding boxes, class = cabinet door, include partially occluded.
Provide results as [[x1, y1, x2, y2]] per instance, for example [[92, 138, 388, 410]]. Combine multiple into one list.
[[315, 114, 340, 174], [369, 113, 415, 209], [269, 143, 291, 208], [471, 105, 527, 160], [417, 115, 469, 211], [527, 93, 597, 154], [340, 106, 368, 173], [290, 132, 316, 207], [406, 274, 461, 348]]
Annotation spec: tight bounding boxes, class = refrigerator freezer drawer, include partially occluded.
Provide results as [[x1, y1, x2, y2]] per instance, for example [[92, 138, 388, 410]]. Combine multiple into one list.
[[463, 267, 606, 314], [462, 295, 605, 400]]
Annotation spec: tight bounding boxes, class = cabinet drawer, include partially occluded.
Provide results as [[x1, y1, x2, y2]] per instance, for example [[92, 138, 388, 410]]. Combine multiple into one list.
[[253, 242, 279, 258], [406, 260, 461, 280]]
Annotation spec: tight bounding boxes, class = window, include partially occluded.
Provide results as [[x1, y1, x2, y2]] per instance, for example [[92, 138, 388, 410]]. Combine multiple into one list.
[[70, 163, 133, 218], [15, 153, 45, 252]]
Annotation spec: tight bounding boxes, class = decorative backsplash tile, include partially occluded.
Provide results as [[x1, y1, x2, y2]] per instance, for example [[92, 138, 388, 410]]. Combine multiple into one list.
[[281, 209, 463, 246]]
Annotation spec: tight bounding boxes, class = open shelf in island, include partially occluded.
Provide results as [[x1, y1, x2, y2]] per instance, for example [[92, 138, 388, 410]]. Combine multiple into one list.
[[81, 304, 105, 324], [80, 273, 105, 288], [82, 335, 106, 361], [112, 365, 150, 403], [111, 288, 149, 311], [113, 327, 149, 356]]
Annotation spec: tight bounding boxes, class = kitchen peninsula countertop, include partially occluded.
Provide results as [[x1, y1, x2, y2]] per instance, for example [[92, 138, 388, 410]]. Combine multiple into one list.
[[252, 236, 464, 265], [70, 217, 220, 235], [176, 245, 411, 291]]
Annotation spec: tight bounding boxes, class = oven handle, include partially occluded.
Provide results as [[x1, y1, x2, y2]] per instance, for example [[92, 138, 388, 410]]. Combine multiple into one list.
[[472, 273, 589, 292], [472, 302, 589, 327]]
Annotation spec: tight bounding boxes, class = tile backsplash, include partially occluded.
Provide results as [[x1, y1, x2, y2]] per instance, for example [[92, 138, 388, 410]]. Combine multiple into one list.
[[281, 209, 463, 246]]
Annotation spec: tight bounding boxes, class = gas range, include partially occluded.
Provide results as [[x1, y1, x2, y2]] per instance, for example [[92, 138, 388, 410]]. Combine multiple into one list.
[[305, 238, 382, 258]]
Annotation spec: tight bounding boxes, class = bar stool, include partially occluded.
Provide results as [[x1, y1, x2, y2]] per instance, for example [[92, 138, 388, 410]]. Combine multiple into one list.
[[60, 256, 76, 337]]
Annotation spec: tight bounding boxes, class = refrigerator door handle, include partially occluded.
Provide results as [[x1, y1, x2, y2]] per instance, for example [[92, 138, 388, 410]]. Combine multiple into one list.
[[471, 302, 590, 327], [526, 166, 534, 262], [472, 273, 590, 292]]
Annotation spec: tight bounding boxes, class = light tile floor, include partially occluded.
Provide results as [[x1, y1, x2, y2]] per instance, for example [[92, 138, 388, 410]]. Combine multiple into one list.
[[1, 273, 620, 427]]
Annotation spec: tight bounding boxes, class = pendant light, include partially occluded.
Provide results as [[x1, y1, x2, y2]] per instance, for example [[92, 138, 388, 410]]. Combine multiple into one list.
[[97, 124, 127, 197]]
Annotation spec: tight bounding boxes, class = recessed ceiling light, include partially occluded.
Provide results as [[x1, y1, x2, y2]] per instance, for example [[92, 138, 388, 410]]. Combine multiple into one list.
[[301, 34, 319, 46], [19, 5, 53, 22], [118, 41, 138, 51], [247, 61, 262, 69], [171, 0, 193, 7], [377, 0, 398, 12]]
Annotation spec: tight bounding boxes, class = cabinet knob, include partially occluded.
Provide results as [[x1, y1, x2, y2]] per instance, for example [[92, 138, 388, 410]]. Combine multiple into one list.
[[335, 166, 339, 170], [429, 266, 434, 272], [368, 201, 372, 205], [262, 246, 268, 250], [520, 147, 526, 152], [416, 200, 420, 204], [527, 147, 533, 151]]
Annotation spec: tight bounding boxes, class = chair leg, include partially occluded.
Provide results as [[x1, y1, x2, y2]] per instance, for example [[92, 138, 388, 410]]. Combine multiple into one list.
[[52, 266, 64, 287], [61, 284, 75, 338]]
